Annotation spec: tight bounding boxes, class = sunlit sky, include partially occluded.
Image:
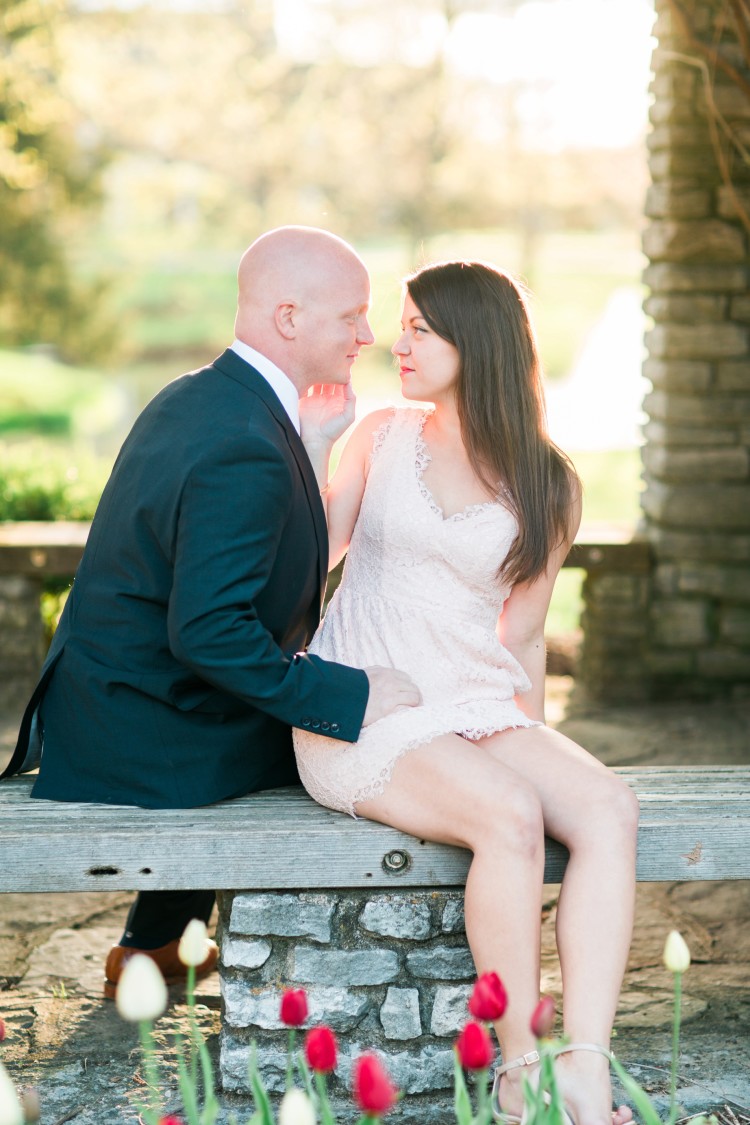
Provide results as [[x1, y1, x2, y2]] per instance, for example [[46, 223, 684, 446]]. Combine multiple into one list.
[[274, 0, 656, 151]]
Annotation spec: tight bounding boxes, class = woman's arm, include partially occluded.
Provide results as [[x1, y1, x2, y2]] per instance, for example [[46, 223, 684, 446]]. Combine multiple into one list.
[[497, 483, 582, 723], [299, 387, 393, 568]]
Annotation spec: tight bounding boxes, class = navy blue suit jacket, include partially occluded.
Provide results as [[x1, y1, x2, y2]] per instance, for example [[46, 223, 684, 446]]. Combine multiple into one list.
[[4, 349, 368, 807]]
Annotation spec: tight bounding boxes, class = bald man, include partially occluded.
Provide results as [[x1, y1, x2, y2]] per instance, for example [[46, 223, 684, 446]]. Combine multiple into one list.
[[4, 227, 420, 994]]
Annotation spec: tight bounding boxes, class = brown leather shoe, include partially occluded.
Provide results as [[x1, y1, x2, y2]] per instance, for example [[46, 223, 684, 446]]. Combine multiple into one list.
[[103, 937, 219, 999]]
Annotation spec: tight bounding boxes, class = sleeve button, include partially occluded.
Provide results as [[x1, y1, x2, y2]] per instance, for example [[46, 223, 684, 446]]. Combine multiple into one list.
[[330, 722, 340, 733], [301, 716, 311, 727], [321, 721, 330, 731], [312, 719, 321, 729]]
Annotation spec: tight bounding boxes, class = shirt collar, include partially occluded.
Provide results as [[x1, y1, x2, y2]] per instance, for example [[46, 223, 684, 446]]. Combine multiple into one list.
[[230, 339, 300, 434]]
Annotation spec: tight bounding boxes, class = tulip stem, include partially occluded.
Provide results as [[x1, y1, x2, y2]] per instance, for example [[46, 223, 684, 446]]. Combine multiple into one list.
[[476, 1066, 491, 1124], [286, 1029, 296, 1090], [138, 1019, 162, 1125], [668, 971, 682, 1124], [186, 963, 198, 1089]]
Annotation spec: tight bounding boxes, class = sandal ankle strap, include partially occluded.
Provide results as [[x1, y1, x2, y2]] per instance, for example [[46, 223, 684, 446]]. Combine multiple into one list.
[[550, 1042, 613, 1061], [494, 1049, 541, 1077]]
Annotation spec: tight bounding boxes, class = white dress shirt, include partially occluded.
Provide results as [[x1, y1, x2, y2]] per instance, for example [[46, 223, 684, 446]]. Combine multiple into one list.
[[230, 339, 300, 435]]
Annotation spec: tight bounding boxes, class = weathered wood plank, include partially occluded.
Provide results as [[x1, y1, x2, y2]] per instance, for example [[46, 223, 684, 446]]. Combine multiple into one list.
[[0, 521, 89, 576], [1, 768, 748, 892]]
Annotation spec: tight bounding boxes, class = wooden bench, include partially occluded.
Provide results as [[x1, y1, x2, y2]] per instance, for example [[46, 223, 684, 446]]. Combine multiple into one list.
[[2, 767, 748, 893]]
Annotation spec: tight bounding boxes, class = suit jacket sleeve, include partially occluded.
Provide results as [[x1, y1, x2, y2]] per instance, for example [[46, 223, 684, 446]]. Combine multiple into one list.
[[167, 426, 368, 740]]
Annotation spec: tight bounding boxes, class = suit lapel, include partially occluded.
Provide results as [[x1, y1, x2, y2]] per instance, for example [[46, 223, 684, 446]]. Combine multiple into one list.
[[213, 350, 328, 603]]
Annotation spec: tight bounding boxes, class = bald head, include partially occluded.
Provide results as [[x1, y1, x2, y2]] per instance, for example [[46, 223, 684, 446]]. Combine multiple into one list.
[[233, 227, 373, 392]]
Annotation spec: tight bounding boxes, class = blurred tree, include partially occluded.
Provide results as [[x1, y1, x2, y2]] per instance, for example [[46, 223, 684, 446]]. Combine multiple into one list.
[[0, 0, 112, 361]]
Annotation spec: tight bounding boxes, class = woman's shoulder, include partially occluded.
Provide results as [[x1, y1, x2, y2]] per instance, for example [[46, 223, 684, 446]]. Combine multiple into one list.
[[359, 405, 429, 457]]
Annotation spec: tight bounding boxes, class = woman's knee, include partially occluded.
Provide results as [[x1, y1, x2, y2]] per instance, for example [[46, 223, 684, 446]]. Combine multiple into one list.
[[469, 777, 545, 859], [570, 774, 640, 852]]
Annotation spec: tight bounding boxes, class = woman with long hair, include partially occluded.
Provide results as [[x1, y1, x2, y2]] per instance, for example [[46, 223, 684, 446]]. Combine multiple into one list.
[[295, 260, 638, 1125]]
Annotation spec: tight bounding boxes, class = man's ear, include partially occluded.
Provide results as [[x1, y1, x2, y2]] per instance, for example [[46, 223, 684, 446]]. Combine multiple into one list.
[[275, 301, 297, 339]]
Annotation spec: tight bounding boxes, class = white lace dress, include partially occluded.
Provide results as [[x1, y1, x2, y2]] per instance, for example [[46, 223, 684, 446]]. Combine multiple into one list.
[[293, 407, 540, 816]]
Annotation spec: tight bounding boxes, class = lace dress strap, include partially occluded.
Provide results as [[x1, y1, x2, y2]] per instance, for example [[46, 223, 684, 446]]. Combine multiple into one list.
[[368, 408, 398, 465]]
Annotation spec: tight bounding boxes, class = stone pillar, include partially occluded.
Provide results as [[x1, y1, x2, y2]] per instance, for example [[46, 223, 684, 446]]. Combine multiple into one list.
[[0, 575, 45, 713], [217, 888, 480, 1123], [641, 0, 750, 698]]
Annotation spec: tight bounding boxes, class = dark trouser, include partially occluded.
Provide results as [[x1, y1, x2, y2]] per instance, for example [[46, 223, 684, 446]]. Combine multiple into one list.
[[119, 890, 216, 949]]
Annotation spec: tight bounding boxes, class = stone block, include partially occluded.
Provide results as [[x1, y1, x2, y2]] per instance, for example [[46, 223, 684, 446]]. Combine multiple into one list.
[[380, 987, 422, 1040], [647, 124, 712, 151], [221, 936, 272, 970], [653, 564, 679, 596], [696, 648, 750, 678], [730, 296, 750, 324], [441, 898, 465, 934], [641, 480, 750, 529], [222, 980, 370, 1030], [650, 598, 712, 647], [648, 527, 750, 562], [642, 358, 712, 393], [645, 324, 748, 362], [406, 946, 476, 981], [645, 185, 711, 218], [649, 149, 720, 181], [643, 263, 747, 294], [220, 1035, 288, 1094], [369, 1044, 456, 1095], [644, 389, 750, 424], [642, 444, 749, 481], [583, 573, 649, 609], [643, 220, 745, 264], [642, 420, 737, 447], [717, 360, 750, 390], [720, 606, 750, 645], [649, 69, 696, 103], [228, 893, 334, 942], [675, 563, 750, 603], [644, 648, 695, 676], [711, 83, 750, 122], [292, 947, 400, 986], [359, 898, 433, 941], [644, 295, 726, 324], [648, 98, 702, 127], [717, 184, 750, 221], [430, 985, 473, 1036]]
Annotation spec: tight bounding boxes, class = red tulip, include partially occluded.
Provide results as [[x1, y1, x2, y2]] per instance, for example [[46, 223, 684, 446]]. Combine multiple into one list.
[[530, 995, 556, 1039], [158, 1117, 183, 1125], [469, 972, 508, 1022], [352, 1052, 399, 1116], [280, 988, 308, 1027], [0, 1019, 6, 1042], [304, 1025, 338, 1073], [455, 1021, 494, 1070]]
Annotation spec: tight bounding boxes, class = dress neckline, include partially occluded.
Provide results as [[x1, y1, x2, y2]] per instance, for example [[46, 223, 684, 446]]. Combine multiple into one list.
[[414, 410, 502, 523]]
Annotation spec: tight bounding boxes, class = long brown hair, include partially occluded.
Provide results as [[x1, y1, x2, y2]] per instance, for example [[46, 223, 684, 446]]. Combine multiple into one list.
[[405, 260, 579, 586]]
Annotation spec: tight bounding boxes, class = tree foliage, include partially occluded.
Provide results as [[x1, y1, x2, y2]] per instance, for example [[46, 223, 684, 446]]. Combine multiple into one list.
[[0, 0, 112, 360]]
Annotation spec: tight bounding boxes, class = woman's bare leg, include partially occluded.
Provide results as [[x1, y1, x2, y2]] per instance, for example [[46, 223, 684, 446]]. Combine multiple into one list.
[[356, 733, 548, 1118], [481, 725, 640, 1125]]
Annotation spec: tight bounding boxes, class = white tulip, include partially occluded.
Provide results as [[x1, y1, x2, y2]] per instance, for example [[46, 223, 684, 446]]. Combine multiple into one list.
[[178, 918, 210, 967], [663, 930, 691, 974], [115, 953, 168, 1022], [278, 1087, 317, 1125], [0, 1060, 23, 1125]]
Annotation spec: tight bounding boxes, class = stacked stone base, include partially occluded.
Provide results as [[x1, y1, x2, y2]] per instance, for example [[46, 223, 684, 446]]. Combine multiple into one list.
[[0, 575, 45, 714], [217, 888, 485, 1123]]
